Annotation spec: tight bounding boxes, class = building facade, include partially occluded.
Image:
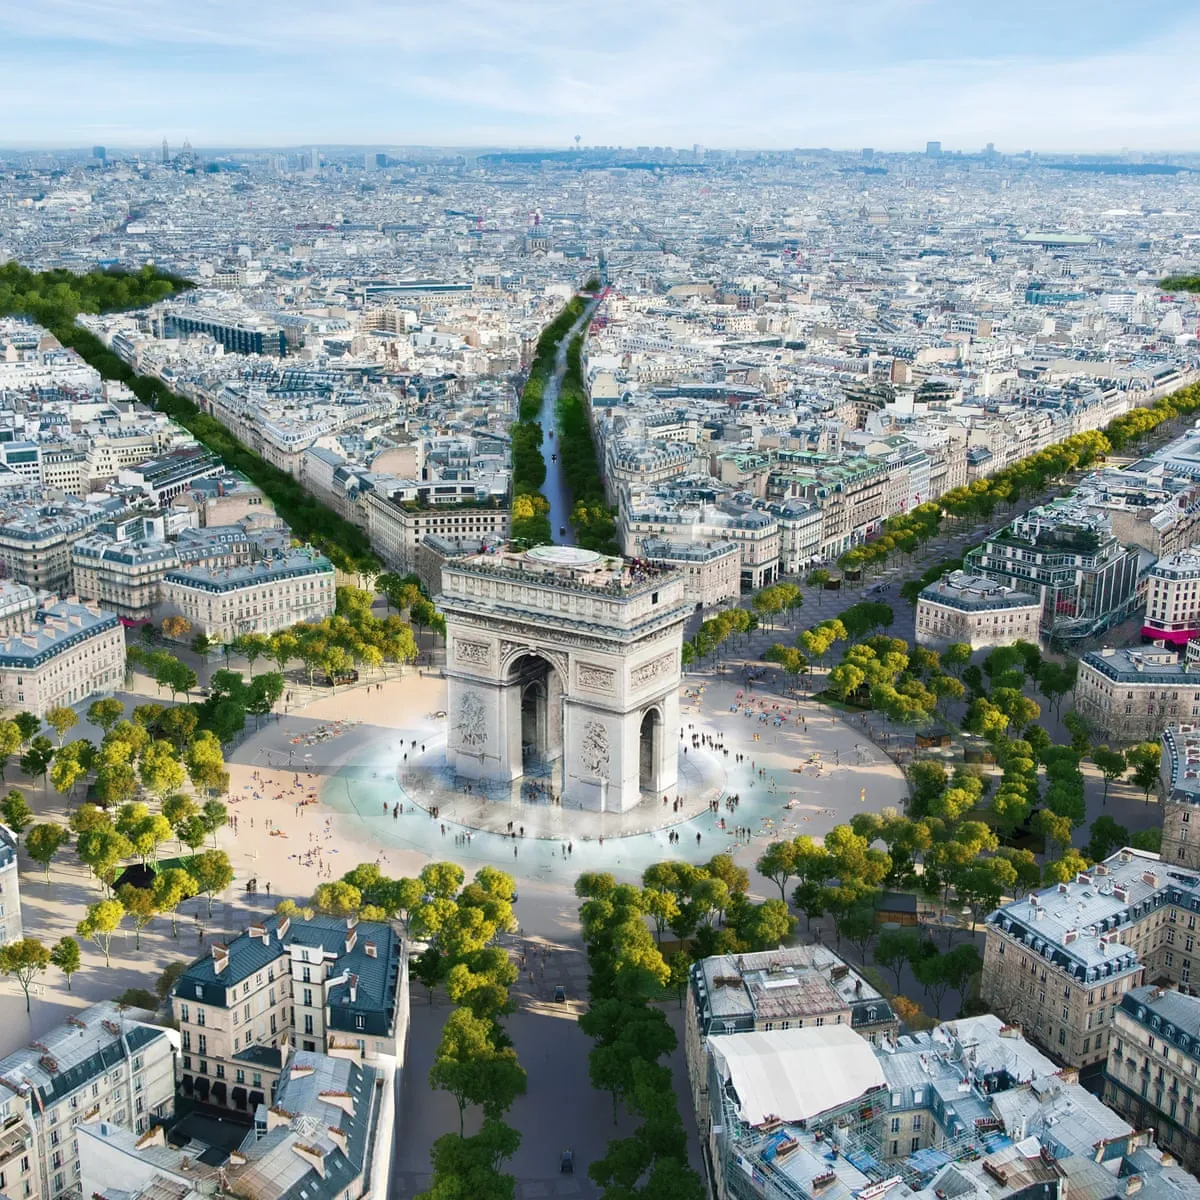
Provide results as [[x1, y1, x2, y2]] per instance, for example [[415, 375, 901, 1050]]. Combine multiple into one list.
[[964, 503, 1141, 641], [0, 823, 23, 945], [1142, 549, 1200, 647], [71, 537, 179, 623], [0, 1001, 176, 1200], [0, 599, 125, 716], [1075, 647, 1200, 743], [171, 913, 406, 1115], [982, 846, 1200, 1072], [1104, 985, 1200, 1175], [363, 488, 510, 574], [159, 549, 335, 643], [640, 537, 740, 610], [915, 570, 1041, 651], [1160, 724, 1200, 868]]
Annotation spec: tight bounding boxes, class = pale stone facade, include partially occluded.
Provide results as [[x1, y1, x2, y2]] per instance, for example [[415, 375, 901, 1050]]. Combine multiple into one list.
[[982, 847, 1200, 1071], [0, 599, 125, 716], [640, 537, 740, 610], [363, 488, 510, 574], [0, 824, 22, 945], [172, 913, 406, 1114], [159, 549, 334, 643], [438, 546, 688, 813], [1104, 985, 1200, 1174], [1076, 647, 1200, 743], [0, 1001, 176, 1200], [915, 571, 1041, 651], [1160, 725, 1200, 869]]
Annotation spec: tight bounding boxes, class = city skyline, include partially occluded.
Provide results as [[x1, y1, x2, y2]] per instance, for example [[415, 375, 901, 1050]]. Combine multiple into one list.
[[5, 0, 1200, 151]]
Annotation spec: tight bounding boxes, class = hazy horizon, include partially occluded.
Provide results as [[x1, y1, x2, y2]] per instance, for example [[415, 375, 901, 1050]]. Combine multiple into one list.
[[5, 0, 1200, 152]]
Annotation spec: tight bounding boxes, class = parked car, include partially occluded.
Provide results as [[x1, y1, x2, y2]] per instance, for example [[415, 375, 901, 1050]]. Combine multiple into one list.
[[553, 984, 566, 1002], [560, 1150, 574, 1174]]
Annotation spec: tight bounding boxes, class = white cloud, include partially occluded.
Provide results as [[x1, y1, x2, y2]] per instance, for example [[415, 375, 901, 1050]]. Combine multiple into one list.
[[2, 0, 1199, 148]]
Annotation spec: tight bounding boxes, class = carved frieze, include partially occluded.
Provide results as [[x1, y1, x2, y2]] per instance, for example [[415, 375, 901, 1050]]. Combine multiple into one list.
[[577, 662, 616, 692], [455, 692, 488, 750], [454, 639, 492, 666], [580, 720, 611, 779], [631, 651, 677, 689]]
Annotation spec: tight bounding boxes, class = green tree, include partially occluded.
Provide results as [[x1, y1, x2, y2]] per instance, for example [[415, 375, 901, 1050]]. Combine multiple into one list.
[[1088, 815, 1131, 863], [152, 867, 196, 935], [734, 898, 796, 951], [116, 883, 159, 949], [0, 720, 21, 781], [19, 736, 55, 791], [1, 789, 34, 837], [190, 849, 234, 915], [1092, 746, 1127, 804], [0, 938, 50, 1012], [160, 706, 199, 750], [139, 740, 186, 800], [874, 928, 924, 991], [87, 698, 125, 735], [942, 943, 983, 1015], [1127, 743, 1162, 803], [1130, 828, 1163, 853], [77, 825, 133, 893], [756, 840, 798, 902], [429, 1008, 527, 1135], [50, 936, 81, 991], [13, 713, 40, 744], [45, 705, 79, 746], [77, 899, 125, 966], [25, 822, 70, 883], [312, 880, 362, 916]]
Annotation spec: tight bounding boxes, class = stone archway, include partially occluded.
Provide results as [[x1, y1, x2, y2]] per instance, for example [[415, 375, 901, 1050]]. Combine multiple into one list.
[[506, 653, 564, 771], [438, 545, 689, 812], [639, 707, 663, 793]]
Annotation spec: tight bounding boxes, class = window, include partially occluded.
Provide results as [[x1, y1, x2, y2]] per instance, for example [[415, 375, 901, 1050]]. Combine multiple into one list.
[[304, 1014, 314, 1035], [912, 1115, 922, 1131], [891, 1117, 901, 1133], [911, 1137, 920, 1153]]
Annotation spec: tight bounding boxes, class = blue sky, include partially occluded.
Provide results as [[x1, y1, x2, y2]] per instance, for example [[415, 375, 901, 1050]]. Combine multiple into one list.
[[4, 0, 1199, 151]]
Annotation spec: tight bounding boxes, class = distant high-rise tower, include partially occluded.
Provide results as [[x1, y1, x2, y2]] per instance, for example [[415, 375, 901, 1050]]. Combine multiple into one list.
[[310, 147, 320, 172], [92, 146, 106, 163], [162, 137, 169, 164], [925, 140, 942, 157]]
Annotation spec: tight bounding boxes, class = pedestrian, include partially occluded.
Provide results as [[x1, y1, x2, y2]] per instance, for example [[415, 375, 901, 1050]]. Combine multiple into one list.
[[265, 881, 271, 895]]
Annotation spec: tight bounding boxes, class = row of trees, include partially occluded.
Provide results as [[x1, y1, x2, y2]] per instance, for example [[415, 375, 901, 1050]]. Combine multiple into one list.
[[851, 380, 1200, 585], [296, 860, 528, 1200], [575, 873, 706, 1200], [681, 605, 760, 666], [0, 264, 380, 575], [558, 333, 620, 554], [510, 296, 587, 546], [840, 429, 1112, 579]]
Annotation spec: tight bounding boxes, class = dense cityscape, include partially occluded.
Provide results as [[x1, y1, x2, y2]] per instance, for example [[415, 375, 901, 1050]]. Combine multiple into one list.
[[3, 134, 1200, 1200]]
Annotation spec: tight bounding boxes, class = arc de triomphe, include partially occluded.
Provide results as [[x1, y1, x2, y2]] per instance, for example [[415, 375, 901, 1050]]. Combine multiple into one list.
[[436, 545, 689, 813]]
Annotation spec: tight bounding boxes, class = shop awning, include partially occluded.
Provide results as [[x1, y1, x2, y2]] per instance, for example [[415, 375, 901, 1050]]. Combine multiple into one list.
[[248, 1090, 264, 1109], [211, 1081, 227, 1104], [194, 1078, 210, 1099], [231, 1086, 247, 1109], [180, 1075, 194, 1095]]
